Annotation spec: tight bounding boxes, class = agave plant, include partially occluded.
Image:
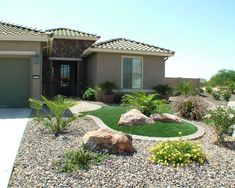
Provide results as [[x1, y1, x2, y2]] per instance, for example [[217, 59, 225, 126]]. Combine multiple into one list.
[[29, 95, 77, 137], [121, 92, 169, 116]]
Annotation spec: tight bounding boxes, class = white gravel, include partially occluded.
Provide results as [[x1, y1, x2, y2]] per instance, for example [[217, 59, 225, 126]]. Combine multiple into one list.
[[9, 118, 235, 187]]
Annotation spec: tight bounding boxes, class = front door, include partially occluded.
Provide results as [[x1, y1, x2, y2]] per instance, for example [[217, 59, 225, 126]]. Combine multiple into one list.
[[53, 61, 77, 97]]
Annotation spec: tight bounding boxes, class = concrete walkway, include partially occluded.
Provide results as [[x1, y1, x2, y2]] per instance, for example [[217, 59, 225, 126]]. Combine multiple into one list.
[[0, 108, 31, 188], [70, 101, 205, 141], [70, 101, 101, 114]]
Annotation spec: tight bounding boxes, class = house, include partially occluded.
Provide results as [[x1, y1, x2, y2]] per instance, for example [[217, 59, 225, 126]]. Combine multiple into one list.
[[0, 21, 174, 107]]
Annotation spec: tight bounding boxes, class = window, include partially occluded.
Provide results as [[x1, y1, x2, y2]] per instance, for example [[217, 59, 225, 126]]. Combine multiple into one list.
[[122, 57, 142, 89], [60, 64, 70, 86]]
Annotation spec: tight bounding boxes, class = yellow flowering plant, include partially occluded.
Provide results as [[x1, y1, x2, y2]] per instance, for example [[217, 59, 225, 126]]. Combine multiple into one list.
[[150, 137, 207, 167]]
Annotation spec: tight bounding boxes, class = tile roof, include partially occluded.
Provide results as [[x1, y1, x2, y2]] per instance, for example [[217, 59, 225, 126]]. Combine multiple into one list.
[[0, 21, 45, 36], [46, 28, 100, 40], [91, 38, 174, 55]]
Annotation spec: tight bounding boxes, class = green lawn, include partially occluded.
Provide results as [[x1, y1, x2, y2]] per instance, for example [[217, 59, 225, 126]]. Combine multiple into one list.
[[84, 106, 198, 137]]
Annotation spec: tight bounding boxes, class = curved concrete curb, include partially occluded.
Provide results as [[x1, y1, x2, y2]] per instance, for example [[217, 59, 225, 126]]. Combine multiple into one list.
[[86, 115, 205, 141]]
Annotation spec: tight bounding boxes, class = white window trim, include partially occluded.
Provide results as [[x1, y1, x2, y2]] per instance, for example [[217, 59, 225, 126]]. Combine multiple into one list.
[[121, 55, 144, 90]]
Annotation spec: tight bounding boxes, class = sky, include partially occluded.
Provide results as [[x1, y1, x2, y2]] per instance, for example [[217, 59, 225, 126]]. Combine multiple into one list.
[[1, 0, 235, 80]]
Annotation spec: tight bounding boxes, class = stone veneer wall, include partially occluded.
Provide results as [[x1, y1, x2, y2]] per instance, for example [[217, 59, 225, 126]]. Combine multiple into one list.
[[43, 39, 96, 97], [51, 39, 95, 58]]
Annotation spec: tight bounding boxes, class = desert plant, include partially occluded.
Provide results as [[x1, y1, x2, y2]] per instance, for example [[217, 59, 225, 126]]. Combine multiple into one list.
[[176, 81, 193, 96], [83, 87, 96, 101], [204, 106, 235, 143], [29, 95, 77, 137], [99, 81, 118, 95], [199, 87, 204, 93], [222, 90, 232, 101], [205, 85, 213, 94], [212, 91, 220, 100], [150, 138, 207, 167], [153, 84, 173, 96], [173, 96, 208, 120], [121, 92, 169, 116], [55, 144, 108, 172]]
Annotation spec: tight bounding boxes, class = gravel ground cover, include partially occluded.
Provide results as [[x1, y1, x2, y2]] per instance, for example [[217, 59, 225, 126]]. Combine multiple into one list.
[[9, 117, 235, 187]]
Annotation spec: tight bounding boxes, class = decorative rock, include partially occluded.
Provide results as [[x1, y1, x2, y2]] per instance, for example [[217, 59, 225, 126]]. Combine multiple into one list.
[[118, 109, 155, 126], [83, 128, 135, 153], [150, 113, 182, 123]]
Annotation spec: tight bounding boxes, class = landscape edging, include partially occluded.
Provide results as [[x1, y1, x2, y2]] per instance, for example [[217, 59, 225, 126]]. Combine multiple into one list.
[[86, 115, 205, 141]]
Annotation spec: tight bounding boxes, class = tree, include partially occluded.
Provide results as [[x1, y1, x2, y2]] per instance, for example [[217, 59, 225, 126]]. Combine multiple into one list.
[[208, 69, 235, 87]]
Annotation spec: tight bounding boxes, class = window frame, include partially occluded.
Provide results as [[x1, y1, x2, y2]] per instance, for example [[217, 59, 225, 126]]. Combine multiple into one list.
[[121, 55, 143, 90]]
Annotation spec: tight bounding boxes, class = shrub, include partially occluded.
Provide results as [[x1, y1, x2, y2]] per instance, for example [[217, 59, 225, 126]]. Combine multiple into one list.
[[29, 95, 77, 137], [204, 106, 235, 143], [55, 145, 108, 172], [176, 81, 193, 96], [83, 88, 96, 101], [150, 139, 207, 167], [121, 92, 169, 116], [173, 90, 181, 96], [153, 84, 173, 96], [212, 91, 220, 100], [199, 87, 204, 93], [99, 81, 118, 95], [222, 90, 231, 101], [205, 86, 213, 94], [173, 96, 208, 120]]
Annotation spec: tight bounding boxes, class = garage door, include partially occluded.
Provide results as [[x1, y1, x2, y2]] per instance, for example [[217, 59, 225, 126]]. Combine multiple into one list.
[[0, 59, 30, 107]]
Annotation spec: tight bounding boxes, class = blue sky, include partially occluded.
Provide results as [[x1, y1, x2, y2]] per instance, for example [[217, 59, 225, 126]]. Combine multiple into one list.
[[1, 0, 234, 80]]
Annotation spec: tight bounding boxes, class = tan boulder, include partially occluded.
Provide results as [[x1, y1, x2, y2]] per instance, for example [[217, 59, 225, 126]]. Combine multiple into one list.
[[118, 109, 155, 126], [83, 128, 135, 154], [150, 113, 182, 123]]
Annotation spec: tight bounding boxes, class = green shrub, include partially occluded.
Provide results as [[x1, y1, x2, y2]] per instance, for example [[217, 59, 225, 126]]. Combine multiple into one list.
[[176, 81, 193, 96], [199, 87, 204, 93], [173, 96, 208, 120], [153, 84, 173, 96], [173, 90, 181, 96], [212, 91, 220, 100], [205, 86, 213, 94], [204, 106, 235, 143], [99, 81, 118, 95], [150, 139, 207, 167], [55, 145, 108, 172], [222, 90, 231, 101], [83, 88, 96, 101], [121, 92, 169, 116], [29, 95, 77, 137]]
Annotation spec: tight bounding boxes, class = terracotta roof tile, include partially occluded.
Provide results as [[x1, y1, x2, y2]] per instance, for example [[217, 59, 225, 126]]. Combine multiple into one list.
[[92, 38, 174, 55], [46, 28, 100, 40], [0, 21, 45, 36]]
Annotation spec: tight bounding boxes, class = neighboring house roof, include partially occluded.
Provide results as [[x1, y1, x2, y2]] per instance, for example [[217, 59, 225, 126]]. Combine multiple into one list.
[[82, 38, 175, 57], [46, 28, 100, 41], [0, 21, 48, 41]]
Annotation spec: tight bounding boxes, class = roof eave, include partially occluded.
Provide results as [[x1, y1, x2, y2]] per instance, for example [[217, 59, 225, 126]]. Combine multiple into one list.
[[53, 35, 100, 41], [82, 48, 174, 58], [0, 35, 48, 42]]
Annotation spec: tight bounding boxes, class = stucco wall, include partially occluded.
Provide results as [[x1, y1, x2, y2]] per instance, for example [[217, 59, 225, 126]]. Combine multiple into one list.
[[86, 52, 165, 90], [0, 41, 42, 99], [164, 77, 201, 88]]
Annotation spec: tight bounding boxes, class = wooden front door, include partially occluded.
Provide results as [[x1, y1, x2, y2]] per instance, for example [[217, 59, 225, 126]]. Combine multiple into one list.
[[53, 61, 77, 97]]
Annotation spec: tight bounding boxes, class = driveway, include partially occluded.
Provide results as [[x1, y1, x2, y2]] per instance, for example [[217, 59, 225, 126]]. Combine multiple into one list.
[[0, 108, 31, 188]]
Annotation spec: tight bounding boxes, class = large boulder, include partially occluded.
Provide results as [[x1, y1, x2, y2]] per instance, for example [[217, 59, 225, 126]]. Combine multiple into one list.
[[118, 109, 155, 126], [83, 128, 135, 154], [150, 113, 182, 123]]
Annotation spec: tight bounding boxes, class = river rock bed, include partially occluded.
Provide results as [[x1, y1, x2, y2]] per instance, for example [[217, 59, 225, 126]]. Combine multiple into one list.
[[9, 118, 235, 187]]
